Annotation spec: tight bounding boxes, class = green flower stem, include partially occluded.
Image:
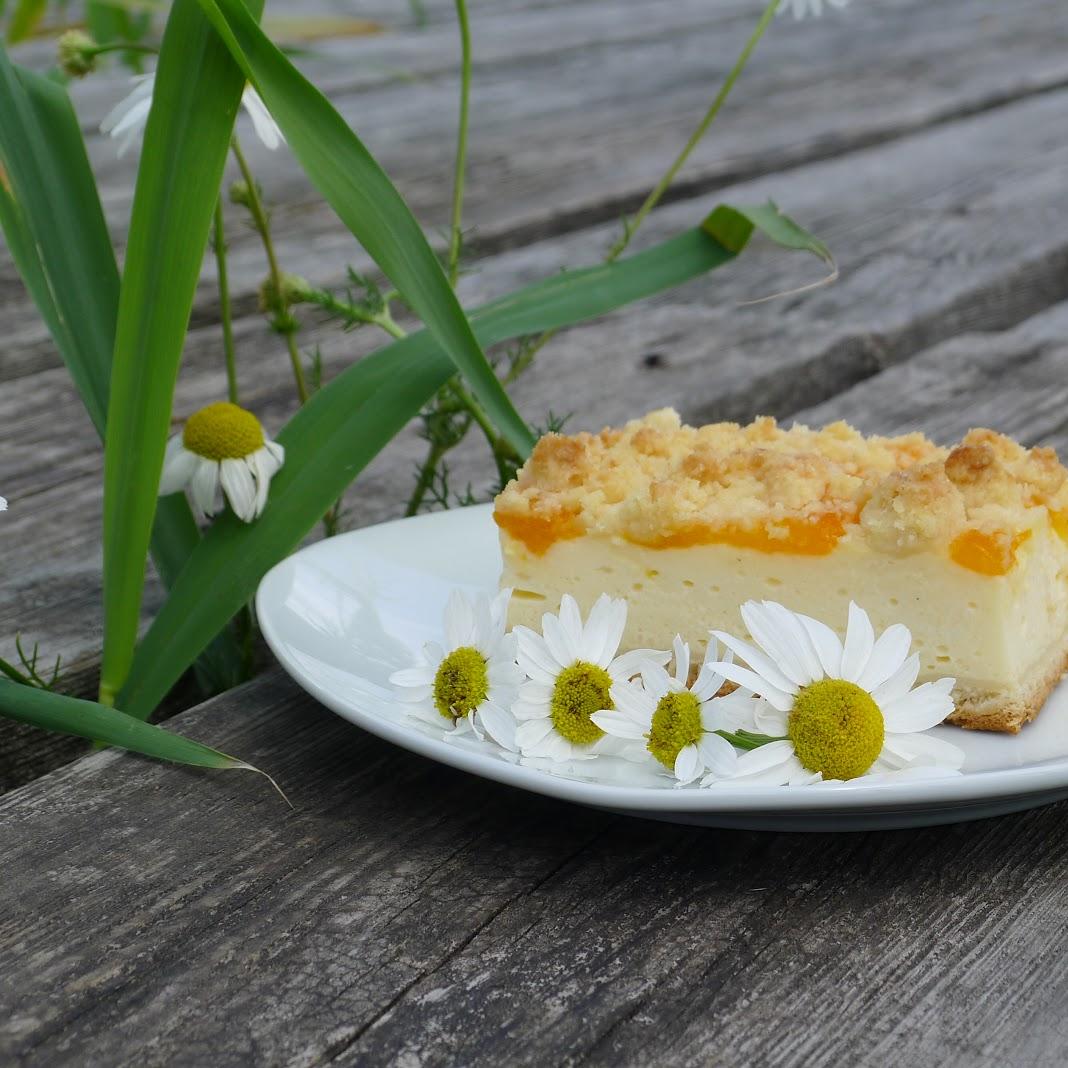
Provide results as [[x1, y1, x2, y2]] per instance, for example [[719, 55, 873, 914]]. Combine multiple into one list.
[[305, 287, 407, 341], [606, 0, 780, 263], [89, 42, 160, 58], [404, 434, 451, 516], [405, 0, 779, 511], [231, 136, 309, 404], [715, 728, 785, 751], [212, 199, 240, 404], [447, 0, 472, 287]]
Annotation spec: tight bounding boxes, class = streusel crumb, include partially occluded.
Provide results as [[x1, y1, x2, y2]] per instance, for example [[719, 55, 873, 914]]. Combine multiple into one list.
[[494, 410, 1068, 554]]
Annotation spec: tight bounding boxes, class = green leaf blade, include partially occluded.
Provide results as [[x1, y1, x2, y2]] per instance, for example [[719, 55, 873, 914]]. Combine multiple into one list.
[[99, 0, 265, 703], [192, 0, 535, 458], [0, 47, 247, 697], [0, 679, 245, 770]]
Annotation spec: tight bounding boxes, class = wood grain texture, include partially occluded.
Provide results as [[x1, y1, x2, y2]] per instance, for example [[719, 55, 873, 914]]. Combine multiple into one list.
[[5, 299, 1068, 1064]]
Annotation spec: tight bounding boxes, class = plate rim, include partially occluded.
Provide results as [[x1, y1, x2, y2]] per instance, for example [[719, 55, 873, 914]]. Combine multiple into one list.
[[256, 506, 1068, 817]]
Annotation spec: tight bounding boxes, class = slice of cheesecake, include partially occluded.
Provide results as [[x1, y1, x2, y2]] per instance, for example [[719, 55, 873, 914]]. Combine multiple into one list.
[[494, 409, 1068, 733]]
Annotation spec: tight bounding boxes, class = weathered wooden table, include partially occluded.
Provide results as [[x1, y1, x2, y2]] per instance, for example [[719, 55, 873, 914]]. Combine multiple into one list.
[[4, 0, 1068, 1063]]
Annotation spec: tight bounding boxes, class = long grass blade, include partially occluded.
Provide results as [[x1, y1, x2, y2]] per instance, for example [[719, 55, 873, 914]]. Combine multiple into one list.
[[120, 205, 828, 718], [98, 0, 264, 706], [0, 48, 244, 695], [0, 679, 250, 771], [192, 0, 535, 459]]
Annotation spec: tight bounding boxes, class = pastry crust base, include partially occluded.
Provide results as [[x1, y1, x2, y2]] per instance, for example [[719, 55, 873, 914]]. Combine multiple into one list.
[[947, 643, 1068, 733]]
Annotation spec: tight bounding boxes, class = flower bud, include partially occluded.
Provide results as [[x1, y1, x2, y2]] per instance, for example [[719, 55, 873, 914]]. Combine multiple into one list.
[[57, 30, 99, 79], [228, 180, 252, 207], [258, 273, 313, 314]]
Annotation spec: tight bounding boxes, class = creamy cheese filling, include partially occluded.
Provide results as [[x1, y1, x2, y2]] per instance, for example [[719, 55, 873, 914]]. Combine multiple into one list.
[[500, 523, 1068, 694]]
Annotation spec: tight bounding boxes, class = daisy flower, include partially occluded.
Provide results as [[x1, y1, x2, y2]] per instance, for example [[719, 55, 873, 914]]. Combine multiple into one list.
[[160, 402, 284, 523], [778, 0, 851, 19], [591, 635, 744, 785], [101, 73, 284, 157], [708, 600, 963, 785], [389, 589, 522, 750], [512, 594, 669, 763]]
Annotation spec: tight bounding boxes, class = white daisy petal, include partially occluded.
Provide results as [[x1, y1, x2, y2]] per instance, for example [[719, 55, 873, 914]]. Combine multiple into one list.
[[477, 702, 517, 752], [740, 601, 815, 687], [753, 702, 789, 736], [515, 629, 560, 684], [558, 594, 585, 650], [796, 612, 844, 678], [671, 635, 690, 688], [712, 629, 799, 697], [220, 457, 257, 522], [761, 601, 824, 686], [708, 689, 762, 731], [871, 653, 922, 706], [882, 679, 955, 734], [610, 681, 656, 723], [591, 710, 648, 740], [240, 86, 284, 150], [639, 661, 674, 698], [697, 732, 738, 779], [609, 647, 670, 681], [516, 718, 555, 749], [733, 738, 796, 776], [586, 595, 627, 666], [159, 442, 198, 495], [673, 744, 702, 784], [541, 613, 576, 669], [840, 601, 875, 683], [190, 458, 220, 517], [882, 732, 965, 771], [856, 623, 912, 693], [707, 662, 795, 712]]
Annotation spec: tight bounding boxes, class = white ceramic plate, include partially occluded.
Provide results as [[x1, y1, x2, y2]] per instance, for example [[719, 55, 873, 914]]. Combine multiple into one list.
[[257, 504, 1068, 831]]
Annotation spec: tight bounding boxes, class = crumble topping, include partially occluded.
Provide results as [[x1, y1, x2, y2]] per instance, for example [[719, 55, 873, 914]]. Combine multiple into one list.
[[494, 409, 1068, 554]]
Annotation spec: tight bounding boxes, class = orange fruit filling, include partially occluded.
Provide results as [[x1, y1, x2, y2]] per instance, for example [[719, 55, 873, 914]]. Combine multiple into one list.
[[627, 512, 853, 554], [498, 507, 856, 556], [494, 509, 584, 555], [949, 528, 1032, 576]]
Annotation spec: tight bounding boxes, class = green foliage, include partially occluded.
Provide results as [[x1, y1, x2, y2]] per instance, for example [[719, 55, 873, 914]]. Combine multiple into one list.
[[0, 43, 242, 696], [119, 204, 829, 719], [0, 679, 265, 773], [98, 0, 265, 706], [190, 0, 535, 459]]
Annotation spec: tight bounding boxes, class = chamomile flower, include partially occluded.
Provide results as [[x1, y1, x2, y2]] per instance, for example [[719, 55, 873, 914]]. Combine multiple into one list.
[[512, 594, 669, 763], [101, 73, 284, 157], [389, 589, 522, 749], [160, 402, 284, 523], [778, 0, 851, 19], [591, 635, 744, 785], [708, 600, 963, 785]]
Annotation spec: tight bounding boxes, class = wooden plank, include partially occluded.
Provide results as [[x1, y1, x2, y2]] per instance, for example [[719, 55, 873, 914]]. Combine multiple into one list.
[[7, 284, 1068, 1068], [4, 0, 1068, 352]]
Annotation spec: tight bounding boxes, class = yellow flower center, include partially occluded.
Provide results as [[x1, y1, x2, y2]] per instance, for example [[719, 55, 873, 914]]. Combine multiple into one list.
[[433, 646, 489, 721], [646, 690, 703, 770], [788, 679, 884, 781], [182, 402, 265, 461], [550, 661, 612, 745]]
